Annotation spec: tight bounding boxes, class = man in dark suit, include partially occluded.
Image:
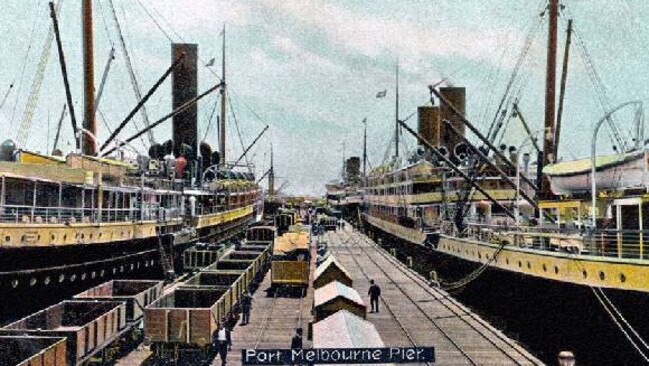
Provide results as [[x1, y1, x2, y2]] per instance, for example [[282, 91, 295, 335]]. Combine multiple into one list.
[[213, 320, 232, 366], [241, 291, 253, 325], [291, 328, 303, 349], [368, 279, 381, 313]]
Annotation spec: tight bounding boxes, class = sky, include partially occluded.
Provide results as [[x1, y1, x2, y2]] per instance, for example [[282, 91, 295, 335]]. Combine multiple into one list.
[[0, 0, 648, 195]]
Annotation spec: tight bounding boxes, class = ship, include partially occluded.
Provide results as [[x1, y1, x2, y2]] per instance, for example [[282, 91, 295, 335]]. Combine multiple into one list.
[[0, 1, 261, 320], [333, 1, 649, 364]]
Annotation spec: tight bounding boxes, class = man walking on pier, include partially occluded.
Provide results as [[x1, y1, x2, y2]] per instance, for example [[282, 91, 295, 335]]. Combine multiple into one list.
[[213, 320, 232, 366], [241, 291, 253, 325], [368, 279, 381, 313]]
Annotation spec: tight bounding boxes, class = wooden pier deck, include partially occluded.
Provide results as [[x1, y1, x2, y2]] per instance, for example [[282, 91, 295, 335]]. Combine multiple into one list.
[[324, 226, 545, 366], [218, 245, 315, 366]]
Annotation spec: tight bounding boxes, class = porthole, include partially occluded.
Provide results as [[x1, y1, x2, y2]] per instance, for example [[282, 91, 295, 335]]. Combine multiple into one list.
[[130, 263, 134, 270], [120, 265, 124, 272], [99, 233, 102, 238], [91, 271, 96, 279], [542, 264, 547, 272], [485, 254, 490, 260], [527, 262, 531, 269], [81, 273, 86, 281], [478, 253, 482, 259], [70, 274, 76, 282], [81, 233, 85, 239], [5, 236, 10, 242], [599, 271, 606, 280], [44, 276, 51, 285], [89, 234, 93, 239], [63, 234, 67, 241], [11, 279, 19, 288], [59, 274, 65, 283], [29, 278, 37, 286], [51, 234, 55, 241], [554, 266, 559, 274], [144, 261, 149, 268], [506, 258, 510, 265], [21, 235, 26, 242], [518, 261, 522, 268], [620, 273, 627, 283], [100, 270, 105, 277], [37, 235, 41, 240], [582, 270, 588, 279], [137, 262, 141, 269], [112, 267, 117, 274]]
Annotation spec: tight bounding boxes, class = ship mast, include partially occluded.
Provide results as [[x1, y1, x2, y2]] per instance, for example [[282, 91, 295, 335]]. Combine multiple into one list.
[[363, 117, 367, 177], [268, 145, 275, 199], [82, 0, 96, 156], [395, 59, 400, 159], [219, 25, 227, 169], [541, 0, 559, 196]]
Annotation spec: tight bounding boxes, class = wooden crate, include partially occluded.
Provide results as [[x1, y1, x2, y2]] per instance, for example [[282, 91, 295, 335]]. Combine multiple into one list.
[[0, 301, 126, 366], [0, 336, 67, 366], [144, 288, 228, 347], [74, 280, 164, 321]]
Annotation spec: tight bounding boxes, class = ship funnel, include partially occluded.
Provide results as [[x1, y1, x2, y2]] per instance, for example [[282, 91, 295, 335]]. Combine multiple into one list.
[[171, 43, 198, 160], [454, 142, 469, 162], [417, 106, 441, 147], [439, 87, 466, 151]]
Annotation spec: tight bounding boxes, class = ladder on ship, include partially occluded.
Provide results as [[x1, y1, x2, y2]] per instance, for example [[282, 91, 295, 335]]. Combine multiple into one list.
[[157, 234, 174, 277]]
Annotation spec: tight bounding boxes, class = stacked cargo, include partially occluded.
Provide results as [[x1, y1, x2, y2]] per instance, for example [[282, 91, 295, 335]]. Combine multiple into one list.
[[271, 229, 311, 288]]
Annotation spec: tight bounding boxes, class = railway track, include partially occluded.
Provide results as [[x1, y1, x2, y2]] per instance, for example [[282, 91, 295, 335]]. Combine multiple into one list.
[[352, 229, 543, 365], [332, 228, 543, 365], [329, 232, 435, 366]]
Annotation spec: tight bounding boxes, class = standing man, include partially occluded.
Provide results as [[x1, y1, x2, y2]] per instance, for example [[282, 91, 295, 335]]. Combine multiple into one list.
[[368, 279, 381, 313], [213, 320, 232, 366], [291, 328, 303, 350], [241, 291, 253, 325]]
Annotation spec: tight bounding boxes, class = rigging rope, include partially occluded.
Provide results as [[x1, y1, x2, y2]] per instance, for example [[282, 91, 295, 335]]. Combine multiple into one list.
[[11, 0, 42, 128], [228, 94, 252, 171]]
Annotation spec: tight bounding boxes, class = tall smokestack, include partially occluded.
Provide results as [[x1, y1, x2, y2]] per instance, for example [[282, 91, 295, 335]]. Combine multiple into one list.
[[439, 87, 466, 151], [82, 0, 96, 156], [417, 106, 441, 147], [171, 43, 198, 160]]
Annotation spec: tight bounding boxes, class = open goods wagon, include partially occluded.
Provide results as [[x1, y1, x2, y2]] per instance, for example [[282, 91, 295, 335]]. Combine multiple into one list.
[[0, 301, 126, 366], [74, 279, 163, 321], [0, 336, 67, 366]]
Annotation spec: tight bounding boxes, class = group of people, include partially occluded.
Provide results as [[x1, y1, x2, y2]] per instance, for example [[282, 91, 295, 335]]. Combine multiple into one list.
[[210, 279, 383, 365]]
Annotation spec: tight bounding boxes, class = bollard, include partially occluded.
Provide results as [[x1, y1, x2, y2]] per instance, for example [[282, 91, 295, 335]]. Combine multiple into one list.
[[407, 256, 413, 268], [389, 248, 397, 257], [557, 351, 575, 366]]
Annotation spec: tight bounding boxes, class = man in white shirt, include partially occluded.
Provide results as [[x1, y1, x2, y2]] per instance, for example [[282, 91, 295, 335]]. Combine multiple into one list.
[[213, 320, 232, 365]]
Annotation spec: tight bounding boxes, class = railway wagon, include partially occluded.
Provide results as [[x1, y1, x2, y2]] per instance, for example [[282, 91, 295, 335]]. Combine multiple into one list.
[[0, 336, 67, 366], [74, 279, 163, 321], [275, 211, 297, 235], [246, 225, 276, 245], [271, 231, 311, 288], [180, 270, 247, 316], [0, 300, 126, 366], [224, 251, 262, 260], [183, 249, 224, 270], [144, 288, 227, 348]]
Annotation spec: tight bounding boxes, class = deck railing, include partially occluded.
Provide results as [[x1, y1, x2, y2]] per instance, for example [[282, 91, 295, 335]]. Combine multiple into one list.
[[0, 204, 183, 224], [455, 222, 649, 260]]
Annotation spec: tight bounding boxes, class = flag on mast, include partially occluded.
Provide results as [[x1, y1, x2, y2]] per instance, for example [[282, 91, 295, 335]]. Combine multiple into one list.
[[376, 90, 387, 98], [206, 58, 215, 66]]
